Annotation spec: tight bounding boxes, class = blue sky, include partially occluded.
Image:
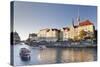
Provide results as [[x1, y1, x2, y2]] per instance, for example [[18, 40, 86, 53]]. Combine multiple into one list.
[[13, 1, 97, 40]]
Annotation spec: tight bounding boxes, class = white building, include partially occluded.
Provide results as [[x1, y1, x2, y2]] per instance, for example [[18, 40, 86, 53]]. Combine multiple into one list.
[[38, 28, 60, 42], [28, 33, 37, 41]]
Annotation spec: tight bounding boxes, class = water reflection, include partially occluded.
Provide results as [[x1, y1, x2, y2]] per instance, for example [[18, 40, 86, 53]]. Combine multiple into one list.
[[13, 44, 97, 66], [38, 48, 57, 64], [61, 48, 97, 62], [38, 48, 97, 63]]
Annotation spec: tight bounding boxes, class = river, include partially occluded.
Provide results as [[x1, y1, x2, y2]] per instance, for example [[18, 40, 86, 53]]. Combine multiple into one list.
[[12, 44, 97, 66]]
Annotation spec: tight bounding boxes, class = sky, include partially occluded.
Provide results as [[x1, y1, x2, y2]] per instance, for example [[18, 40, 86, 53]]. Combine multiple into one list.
[[13, 1, 97, 40]]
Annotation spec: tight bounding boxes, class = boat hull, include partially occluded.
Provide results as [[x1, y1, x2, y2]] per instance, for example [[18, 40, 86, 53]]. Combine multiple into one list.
[[19, 48, 31, 61], [20, 55, 31, 61]]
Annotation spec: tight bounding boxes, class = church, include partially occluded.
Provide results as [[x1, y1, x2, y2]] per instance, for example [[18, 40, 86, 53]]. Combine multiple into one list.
[[37, 17, 95, 42], [62, 18, 95, 41]]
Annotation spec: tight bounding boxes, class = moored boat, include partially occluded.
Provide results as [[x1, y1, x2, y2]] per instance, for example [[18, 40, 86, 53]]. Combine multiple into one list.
[[19, 48, 31, 61]]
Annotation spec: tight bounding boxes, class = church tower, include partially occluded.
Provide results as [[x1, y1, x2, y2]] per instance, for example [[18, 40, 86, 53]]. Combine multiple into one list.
[[72, 18, 74, 27], [77, 7, 80, 25], [77, 16, 80, 25]]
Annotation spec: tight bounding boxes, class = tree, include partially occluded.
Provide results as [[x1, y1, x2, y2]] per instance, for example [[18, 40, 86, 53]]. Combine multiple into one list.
[[79, 30, 87, 40]]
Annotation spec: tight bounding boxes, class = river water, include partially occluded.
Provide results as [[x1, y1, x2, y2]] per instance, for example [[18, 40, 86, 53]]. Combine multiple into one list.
[[13, 44, 97, 66]]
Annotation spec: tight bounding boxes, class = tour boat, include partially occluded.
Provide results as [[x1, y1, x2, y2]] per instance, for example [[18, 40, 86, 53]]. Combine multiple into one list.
[[19, 48, 31, 61]]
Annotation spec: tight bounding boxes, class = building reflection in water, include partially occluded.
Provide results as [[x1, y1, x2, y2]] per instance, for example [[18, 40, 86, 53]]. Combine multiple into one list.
[[38, 48, 57, 64], [38, 48, 97, 64]]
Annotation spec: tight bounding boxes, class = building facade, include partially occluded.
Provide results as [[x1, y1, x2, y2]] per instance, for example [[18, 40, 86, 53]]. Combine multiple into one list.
[[37, 19, 95, 42], [29, 33, 37, 41], [62, 19, 95, 41], [37, 28, 60, 42]]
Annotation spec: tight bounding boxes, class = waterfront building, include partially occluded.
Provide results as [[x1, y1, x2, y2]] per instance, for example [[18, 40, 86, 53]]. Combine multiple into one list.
[[62, 19, 95, 41], [29, 33, 37, 41], [37, 18, 95, 42], [61, 27, 70, 41], [37, 28, 49, 41], [13, 31, 21, 44], [37, 28, 60, 42]]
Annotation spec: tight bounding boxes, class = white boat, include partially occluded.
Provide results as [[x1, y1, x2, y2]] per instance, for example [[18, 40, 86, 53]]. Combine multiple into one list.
[[19, 48, 31, 61]]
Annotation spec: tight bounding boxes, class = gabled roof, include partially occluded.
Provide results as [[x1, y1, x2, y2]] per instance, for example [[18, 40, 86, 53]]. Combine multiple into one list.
[[79, 20, 93, 26]]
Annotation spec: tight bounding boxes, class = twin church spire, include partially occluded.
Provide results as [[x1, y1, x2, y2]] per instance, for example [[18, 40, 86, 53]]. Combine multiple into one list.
[[72, 7, 80, 27]]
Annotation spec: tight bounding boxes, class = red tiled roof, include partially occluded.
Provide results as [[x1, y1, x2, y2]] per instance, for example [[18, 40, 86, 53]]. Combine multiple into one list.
[[79, 20, 93, 26]]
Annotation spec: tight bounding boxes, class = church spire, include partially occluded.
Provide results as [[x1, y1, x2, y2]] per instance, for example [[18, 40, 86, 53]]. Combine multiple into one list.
[[77, 7, 80, 25], [72, 18, 74, 27]]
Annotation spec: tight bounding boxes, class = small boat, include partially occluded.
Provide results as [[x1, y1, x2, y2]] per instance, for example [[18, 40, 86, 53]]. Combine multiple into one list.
[[19, 48, 31, 61]]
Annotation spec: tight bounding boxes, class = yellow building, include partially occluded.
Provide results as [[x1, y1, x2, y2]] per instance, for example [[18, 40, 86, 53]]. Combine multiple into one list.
[[37, 19, 95, 42], [62, 19, 95, 41], [78, 20, 94, 33]]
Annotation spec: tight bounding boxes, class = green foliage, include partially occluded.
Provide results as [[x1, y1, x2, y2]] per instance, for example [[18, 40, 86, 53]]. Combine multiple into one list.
[[79, 30, 87, 39]]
